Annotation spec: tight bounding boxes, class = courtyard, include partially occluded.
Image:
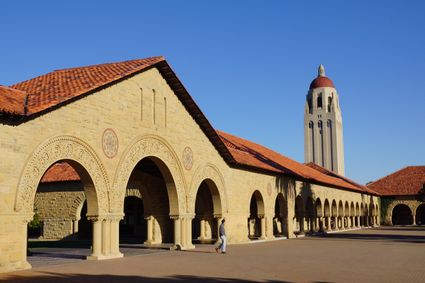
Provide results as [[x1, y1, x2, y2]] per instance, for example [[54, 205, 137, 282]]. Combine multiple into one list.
[[0, 226, 424, 283]]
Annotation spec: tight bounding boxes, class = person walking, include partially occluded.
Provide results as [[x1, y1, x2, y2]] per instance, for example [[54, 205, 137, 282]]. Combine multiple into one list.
[[216, 219, 226, 254]]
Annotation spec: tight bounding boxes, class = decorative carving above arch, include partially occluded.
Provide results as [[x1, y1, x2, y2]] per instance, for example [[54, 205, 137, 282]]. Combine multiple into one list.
[[111, 135, 186, 215], [188, 163, 227, 214], [15, 135, 110, 215]]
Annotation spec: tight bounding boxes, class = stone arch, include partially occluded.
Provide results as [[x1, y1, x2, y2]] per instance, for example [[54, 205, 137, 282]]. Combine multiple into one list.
[[350, 202, 355, 217], [72, 195, 86, 221], [356, 203, 360, 216], [392, 204, 413, 225], [248, 190, 265, 239], [251, 190, 265, 216], [415, 203, 425, 225], [315, 198, 323, 217], [189, 163, 227, 215], [15, 135, 109, 215], [344, 201, 349, 217], [273, 193, 287, 237], [338, 200, 344, 217], [112, 135, 186, 215], [324, 199, 330, 217]]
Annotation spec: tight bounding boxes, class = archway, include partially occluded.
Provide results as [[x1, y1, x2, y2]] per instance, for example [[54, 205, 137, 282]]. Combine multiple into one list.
[[338, 201, 344, 229], [323, 199, 330, 231], [27, 160, 100, 264], [331, 200, 337, 230], [192, 179, 222, 244], [305, 197, 315, 233], [295, 195, 305, 234], [350, 202, 355, 228], [315, 198, 323, 232], [273, 193, 287, 237], [355, 203, 360, 227], [416, 204, 425, 225], [344, 201, 349, 229], [122, 157, 178, 246], [392, 204, 413, 225], [120, 196, 146, 243], [248, 190, 265, 239]]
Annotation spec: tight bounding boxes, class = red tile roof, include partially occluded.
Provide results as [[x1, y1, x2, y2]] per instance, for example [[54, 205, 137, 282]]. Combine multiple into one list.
[[305, 162, 378, 194], [367, 166, 425, 196], [309, 76, 335, 90], [217, 130, 375, 194], [0, 85, 27, 115], [40, 162, 80, 183], [3, 56, 164, 116]]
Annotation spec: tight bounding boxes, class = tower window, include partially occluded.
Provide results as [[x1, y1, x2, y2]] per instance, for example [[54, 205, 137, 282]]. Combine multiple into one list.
[[308, 98, 312, 114], [317, 94, 323, 108], [327, 96, 333, 112]]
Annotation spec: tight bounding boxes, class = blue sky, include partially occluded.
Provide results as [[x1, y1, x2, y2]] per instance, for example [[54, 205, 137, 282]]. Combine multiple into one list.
[[1, 1, 424, 184]]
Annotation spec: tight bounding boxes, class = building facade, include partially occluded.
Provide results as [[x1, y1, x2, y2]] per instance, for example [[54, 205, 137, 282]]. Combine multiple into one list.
[[0, 57, 379, 273]]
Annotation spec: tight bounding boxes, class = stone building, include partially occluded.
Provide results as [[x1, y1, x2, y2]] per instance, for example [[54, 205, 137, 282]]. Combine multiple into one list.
[[0, 56, 380, 273], [367, 166, 425, 225], [304, 65, 345, 175]]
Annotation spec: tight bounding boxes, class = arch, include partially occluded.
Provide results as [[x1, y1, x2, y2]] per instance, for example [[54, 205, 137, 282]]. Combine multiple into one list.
[[331, 200, 337, 217], [248, 190, 265, 239], [356, 203, 360, 216], [350, 202, 355, 217], [392, 204, 413, 225], [338, 200, 344, 217], [324, 199, 330, 217], [315, 198, 323, 217], [113, 135, 186, 215], [415, 204, 425, 225], [15, 136, 109, 215], [344, 201, 350, 217], [189, 163, 227, 215], [273, 193, 287, 237]]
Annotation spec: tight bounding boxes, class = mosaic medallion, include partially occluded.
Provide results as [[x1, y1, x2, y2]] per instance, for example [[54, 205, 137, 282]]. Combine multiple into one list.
[[182, 146, 193, 170], [102, 128, 118, 158], [267, 183, 272, 196]]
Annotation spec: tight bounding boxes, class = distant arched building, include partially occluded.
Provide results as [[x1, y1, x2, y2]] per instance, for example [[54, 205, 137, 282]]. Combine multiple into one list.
[[367, 166, 425, 225]]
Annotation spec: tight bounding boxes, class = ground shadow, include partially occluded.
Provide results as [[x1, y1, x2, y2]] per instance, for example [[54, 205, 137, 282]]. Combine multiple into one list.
[[0, 272, 333, 283]]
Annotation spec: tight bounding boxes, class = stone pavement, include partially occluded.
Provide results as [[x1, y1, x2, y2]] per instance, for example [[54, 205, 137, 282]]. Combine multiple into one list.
[[1, 227, 424, 283]]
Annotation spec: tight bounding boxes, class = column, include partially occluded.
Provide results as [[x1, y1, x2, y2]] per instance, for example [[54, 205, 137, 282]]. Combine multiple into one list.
[[144, 216, 154, 245], [171, 215, 181, 250], [110, 215, 123, 258], [101, 218, 110, 256], [260, 216, 266, 239], [73, 219, 79, 234], [198, 218, 206, 241], [87, 216, 102, 260], [184, 214, 195, 249]]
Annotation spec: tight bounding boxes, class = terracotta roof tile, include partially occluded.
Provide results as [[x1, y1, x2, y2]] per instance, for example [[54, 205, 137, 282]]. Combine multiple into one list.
[[305, 162, 378, 194], [367, 166, 425, 196], [0, 85, 27, 115], [40, 162, 80, 183], [217, 130, 372, 194], [2, 56, 164, 116]]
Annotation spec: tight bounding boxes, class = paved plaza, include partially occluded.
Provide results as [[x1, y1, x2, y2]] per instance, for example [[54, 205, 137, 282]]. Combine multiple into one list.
[[1, 227, 424, 283]]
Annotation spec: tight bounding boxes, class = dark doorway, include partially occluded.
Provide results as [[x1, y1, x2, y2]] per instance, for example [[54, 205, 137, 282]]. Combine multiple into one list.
[[392, 204, 413, 225]]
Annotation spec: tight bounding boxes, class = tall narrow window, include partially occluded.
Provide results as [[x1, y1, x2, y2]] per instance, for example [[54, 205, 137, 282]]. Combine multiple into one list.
[[152, 89, 156, 125], [308, 98, 313, 114], [309, 121, 315, 163], [327, 96, 333, 113], [318, 120, 324, 166], [140, 88, 143, 121], [164, 97, 167, 128], [317, 94, 323, 108], [327, 120, 334, 170]]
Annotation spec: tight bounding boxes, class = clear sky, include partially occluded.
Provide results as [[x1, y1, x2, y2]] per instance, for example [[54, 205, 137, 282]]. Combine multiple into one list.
[[1, 1, 424, 184]]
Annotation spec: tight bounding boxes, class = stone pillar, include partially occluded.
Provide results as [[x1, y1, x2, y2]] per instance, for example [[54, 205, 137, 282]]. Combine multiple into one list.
[[87, 216, 102, 260], [102, 219, 110, 256], [198, 218, 206, 241], [109, 215, 123, 258], [171, 215, 181, 250], [73, 219, 79, 234], [183, 214, 195, 250], [144, 216, 154, 245], [259, 215, 266, 239]]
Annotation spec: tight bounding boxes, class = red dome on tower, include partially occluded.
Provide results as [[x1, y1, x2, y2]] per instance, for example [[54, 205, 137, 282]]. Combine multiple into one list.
[[309, 64, 335, 90]]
